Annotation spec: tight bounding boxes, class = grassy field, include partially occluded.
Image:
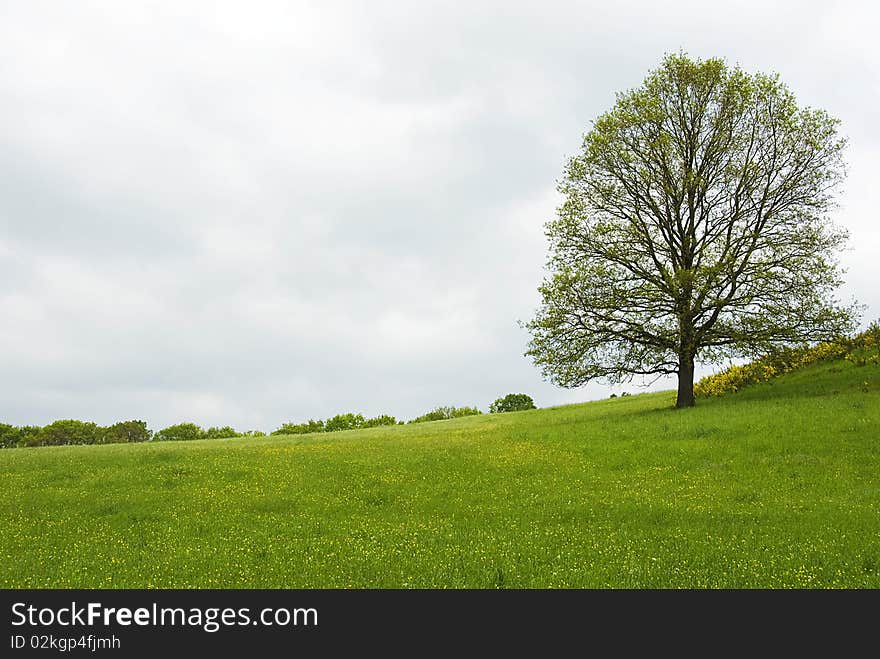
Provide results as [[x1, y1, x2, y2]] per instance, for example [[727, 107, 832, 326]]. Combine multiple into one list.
[[1, 358, 878, 588]]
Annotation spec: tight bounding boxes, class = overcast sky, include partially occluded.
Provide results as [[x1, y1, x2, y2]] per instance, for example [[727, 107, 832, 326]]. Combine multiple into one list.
[[1, 0, 877, 431]]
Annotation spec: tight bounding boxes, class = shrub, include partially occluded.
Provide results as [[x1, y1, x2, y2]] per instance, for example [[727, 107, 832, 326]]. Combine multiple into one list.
[[695, 323, 880, 398], [325, 413, 366, 432], [240, 430, 267, 438], [408, 406, 482, 424], [362, 414, 397, 428], [154, 423, 204, 442], [489, 393, 536, 413], [104, 420, 152, 443], [202, 426, 239, 439], [271, 412, 396, 435], [271, 420, 325, 436]]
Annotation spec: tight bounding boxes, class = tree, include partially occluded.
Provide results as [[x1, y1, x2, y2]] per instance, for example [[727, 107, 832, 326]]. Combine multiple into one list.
[[0, 423, 19, 449], [489, 393, 537, 413], [202, 426, 240, 439], [17, 426, 42, 447], [324, 413, 365, 432], [526, 53, 858, 408], [39, 419, 103, 446], [104, 420, 152, 443], [362, 414, 398, 428]]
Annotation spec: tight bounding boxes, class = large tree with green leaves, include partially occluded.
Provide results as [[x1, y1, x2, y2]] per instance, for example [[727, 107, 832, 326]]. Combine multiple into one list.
[[527, 53, 858, 408]]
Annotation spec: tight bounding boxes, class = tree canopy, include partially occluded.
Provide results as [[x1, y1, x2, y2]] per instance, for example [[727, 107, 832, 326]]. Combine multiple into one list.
[[527, 53, 858, 408], [489, 393, 537, 413]]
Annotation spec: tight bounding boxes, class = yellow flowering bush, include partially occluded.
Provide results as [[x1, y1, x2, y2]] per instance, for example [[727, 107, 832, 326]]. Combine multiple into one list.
[[695, 322, 880, 397]]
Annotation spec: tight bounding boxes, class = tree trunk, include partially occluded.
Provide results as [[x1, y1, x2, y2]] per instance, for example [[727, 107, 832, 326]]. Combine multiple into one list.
[[676, 355, 695, 408]]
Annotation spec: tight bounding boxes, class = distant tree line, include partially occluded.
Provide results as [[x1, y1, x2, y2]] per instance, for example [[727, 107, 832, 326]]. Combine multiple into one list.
[[488, 394, 536, 413], [0, 393, 538, 448], [407, 406, 482, 424], [0, 420, 152, 449], [270, 413, 399, 436], [153, 423, 246, 441]]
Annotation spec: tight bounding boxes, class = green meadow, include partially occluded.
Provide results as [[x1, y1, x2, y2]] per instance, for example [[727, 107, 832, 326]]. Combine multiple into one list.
[[2, 357, 878, 588]]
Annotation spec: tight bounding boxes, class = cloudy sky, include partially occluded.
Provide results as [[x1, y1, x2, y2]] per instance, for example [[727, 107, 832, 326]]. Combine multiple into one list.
[[2, 0, 877, 431]]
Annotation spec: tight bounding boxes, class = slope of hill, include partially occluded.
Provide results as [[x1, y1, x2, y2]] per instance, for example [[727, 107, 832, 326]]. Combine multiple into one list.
[[1, 357, 878, 588]]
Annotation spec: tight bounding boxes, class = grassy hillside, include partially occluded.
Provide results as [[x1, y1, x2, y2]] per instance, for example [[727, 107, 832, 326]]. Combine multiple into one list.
[[2, 357, 878, 588]]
